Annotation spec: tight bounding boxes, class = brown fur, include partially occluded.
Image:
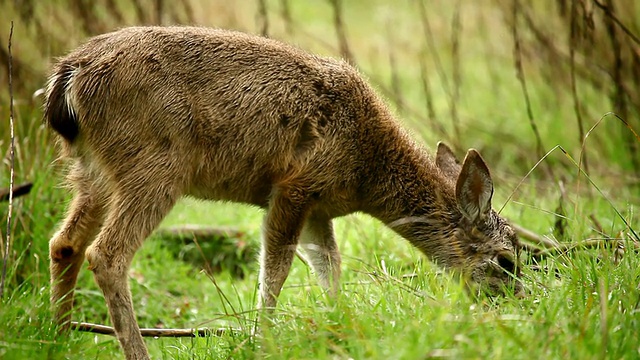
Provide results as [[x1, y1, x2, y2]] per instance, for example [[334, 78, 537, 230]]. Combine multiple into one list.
[[45, 26, 521, 360]]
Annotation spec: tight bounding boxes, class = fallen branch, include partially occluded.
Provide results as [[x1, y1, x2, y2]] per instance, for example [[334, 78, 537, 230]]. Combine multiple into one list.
[[70, 321, 235, 338], [535, 238, 638, 254], [512, 223, 639, 255], [511, 223, 560, 249]]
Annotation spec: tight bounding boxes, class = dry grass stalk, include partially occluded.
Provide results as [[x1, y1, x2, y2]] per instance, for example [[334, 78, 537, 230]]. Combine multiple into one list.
[[280, 0, 293, 34], [257, 0, 269, 37], [450, 0, 462, 142], [416, 0, 458, 148], [1, 22, 15, 299], [328, 0, 354, 64], [155, 0, 164, 25], [386, 24, 403, 113], [417, 50, 446, 136], [569, 0, 589, 174], [510, 0, 549, 176]]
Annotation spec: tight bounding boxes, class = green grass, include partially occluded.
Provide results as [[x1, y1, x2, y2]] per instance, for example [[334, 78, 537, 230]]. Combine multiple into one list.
[[1, 1, 640, 359]]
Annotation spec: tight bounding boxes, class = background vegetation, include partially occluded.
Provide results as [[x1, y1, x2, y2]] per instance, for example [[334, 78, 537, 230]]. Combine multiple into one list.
[[1, 0, 638, 359]]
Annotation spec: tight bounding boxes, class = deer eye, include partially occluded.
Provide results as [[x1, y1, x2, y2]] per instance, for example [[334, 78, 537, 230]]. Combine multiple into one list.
[[496, 254, 516, 274]]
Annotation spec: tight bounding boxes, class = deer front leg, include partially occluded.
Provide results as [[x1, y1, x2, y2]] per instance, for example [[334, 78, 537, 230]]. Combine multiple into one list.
[[258, 184, 312, 310]]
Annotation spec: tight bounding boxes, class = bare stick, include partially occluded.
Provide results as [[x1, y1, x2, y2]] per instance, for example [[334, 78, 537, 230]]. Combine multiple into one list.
[[131, 0, 148, 25], [280, 0, 293, 35], [386, 23, 403, 113], [104, 0, 124, 23], [257, 0, 269, 37], [328, 0, 354, 64], [1, 21, 15, 300], [155, 0, 164, 25], [511, 0, 549, 176], [592, 0, 640, 45], [511, 223, 561, 249], [418, 50, 438, 129], [569, 0, 589, 174], [600, 0, 638, 171], [535, 238, 637, 255], [513, 221, 639, 255], [450, 0, 462, 142], [70, 321, 234, 338], [417, 0, 450, 97]]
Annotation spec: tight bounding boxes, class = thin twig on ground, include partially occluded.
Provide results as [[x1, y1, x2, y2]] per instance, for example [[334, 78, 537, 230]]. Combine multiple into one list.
[[511, 223, 560, 249], [70, 321, 234, 338], [513, 218, 639, 257]]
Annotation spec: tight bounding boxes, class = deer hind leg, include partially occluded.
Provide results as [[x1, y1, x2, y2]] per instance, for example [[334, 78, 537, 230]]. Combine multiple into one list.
[[258, 184, 312, 310], [299, 215, 341, 296], [50, 162, 107, 328], [84, 165, 182, 360]]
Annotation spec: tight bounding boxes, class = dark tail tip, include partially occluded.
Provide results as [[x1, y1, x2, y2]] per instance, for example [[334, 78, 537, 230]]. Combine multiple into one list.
[[44, 64, 79, 143]]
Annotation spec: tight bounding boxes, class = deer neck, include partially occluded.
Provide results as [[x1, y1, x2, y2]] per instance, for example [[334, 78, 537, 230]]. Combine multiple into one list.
[[358, 123, 464, 267]]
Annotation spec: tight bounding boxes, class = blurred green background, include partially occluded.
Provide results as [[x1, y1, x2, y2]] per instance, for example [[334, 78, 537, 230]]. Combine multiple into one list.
[[0, 1, 638, 359]]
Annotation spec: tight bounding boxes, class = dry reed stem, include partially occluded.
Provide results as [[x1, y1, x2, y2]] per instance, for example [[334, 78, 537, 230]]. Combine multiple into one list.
[[280, 0, 293, 34], [328, 0, 354, 64], [511, 0, 549, 177], [569, 0, 589, 174], [418, 51, 437, 125], [1, 22, 15, 299], [104, 0, 124, 23], [257, 0, 269, 37], [155, 0, 164, 25], [450, 0, 462, 142], [386, 23, 403, 113], [132, 0, 149, 25], [600, 0, 639, 171], [592, 0, 640, 45], [417, 0, 455, 146]]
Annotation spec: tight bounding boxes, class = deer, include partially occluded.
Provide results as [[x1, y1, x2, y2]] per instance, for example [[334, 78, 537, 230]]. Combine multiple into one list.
[[45, 26, 522, 360]]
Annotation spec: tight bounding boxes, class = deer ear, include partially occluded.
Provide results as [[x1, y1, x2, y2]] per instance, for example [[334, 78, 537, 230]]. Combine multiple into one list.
[[436, 141, 461, 179], [455, 149, 494, 223]]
